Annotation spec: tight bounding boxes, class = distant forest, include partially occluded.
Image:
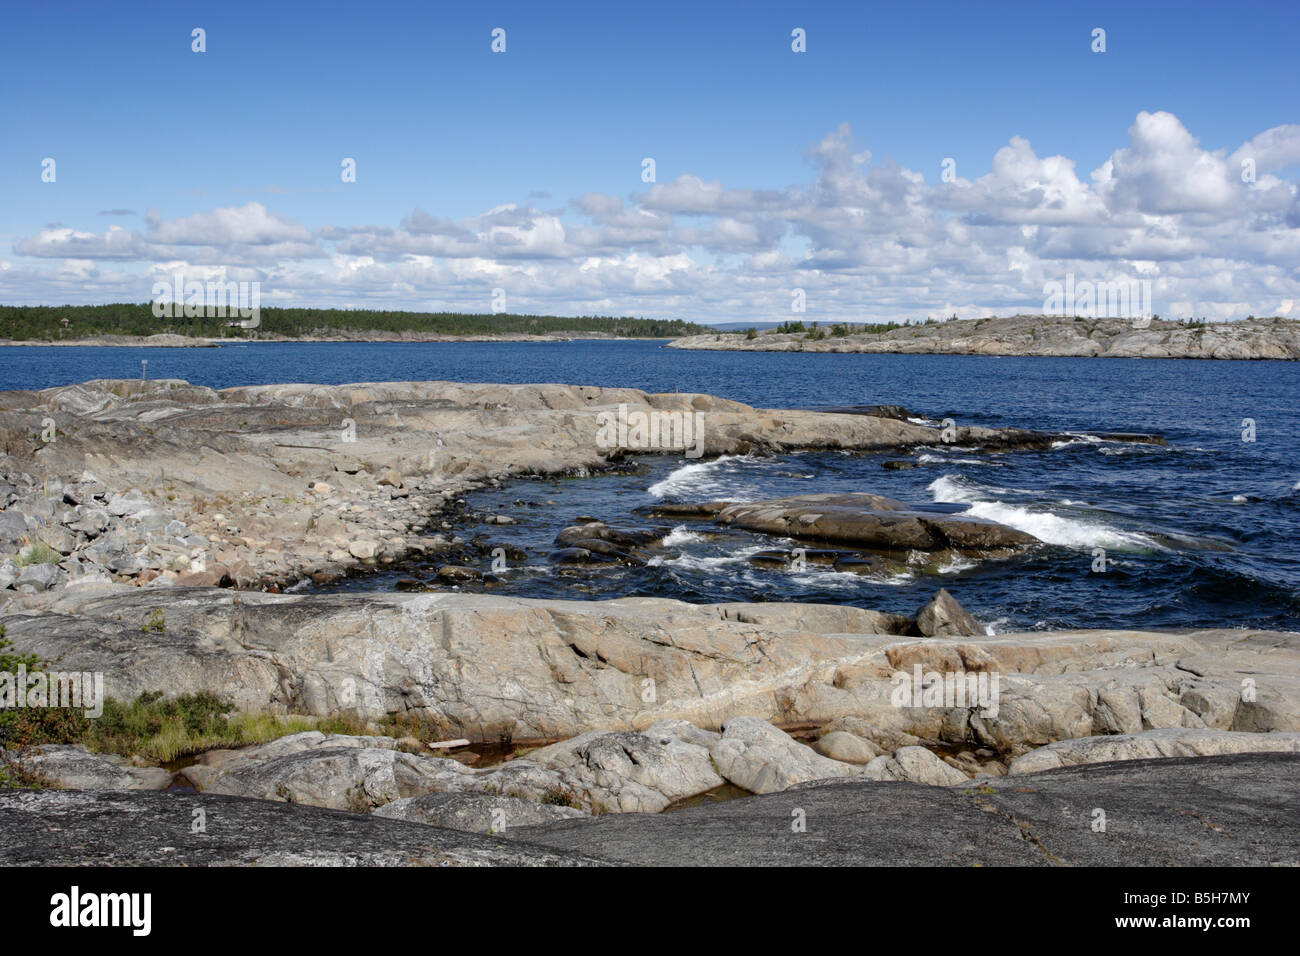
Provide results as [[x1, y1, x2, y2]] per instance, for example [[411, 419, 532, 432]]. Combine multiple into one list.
[[0, 304, 711, 340]]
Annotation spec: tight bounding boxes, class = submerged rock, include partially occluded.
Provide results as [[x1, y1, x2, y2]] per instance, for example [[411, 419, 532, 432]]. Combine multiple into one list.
[[710, 493, 1039, 554]]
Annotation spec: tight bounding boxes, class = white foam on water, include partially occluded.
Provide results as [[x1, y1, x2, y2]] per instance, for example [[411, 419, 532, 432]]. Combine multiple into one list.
[[918, 453, 992, 465], [1098, 445, 1157, 456], [927, 474, 1027, 502], [865, 569, 916, 586], [936, 555, 979, 575], [648, 544, 764, 571], [928, 474, 1164, 552], [780, 569, 872, 592], [648, 454, 750, 500], [1050, 433, 1104, 450], [660, 524, 704, 547]]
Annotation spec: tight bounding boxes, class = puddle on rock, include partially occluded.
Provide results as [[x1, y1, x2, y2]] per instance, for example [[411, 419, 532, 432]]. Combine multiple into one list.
[[664, 782, 754, 812]]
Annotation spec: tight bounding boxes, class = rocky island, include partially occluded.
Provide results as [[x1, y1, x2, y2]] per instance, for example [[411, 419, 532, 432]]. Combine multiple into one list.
[[669, 314, 1300, 360], [1, 378, 1297, 866]]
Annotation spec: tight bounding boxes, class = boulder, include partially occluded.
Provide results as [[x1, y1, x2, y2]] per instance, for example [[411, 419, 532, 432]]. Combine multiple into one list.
[[813, 730, 880, 764], [4, 745, 172, 791], [914, 588, 984, 637], [861, 746, 969, 786], [523, 720, 724, 812], [710, 716, 861, 793]]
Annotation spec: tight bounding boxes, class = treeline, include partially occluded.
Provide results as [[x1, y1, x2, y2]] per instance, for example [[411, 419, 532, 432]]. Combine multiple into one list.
[[767, 320, 906, 337], [0, 304, 711, 340]]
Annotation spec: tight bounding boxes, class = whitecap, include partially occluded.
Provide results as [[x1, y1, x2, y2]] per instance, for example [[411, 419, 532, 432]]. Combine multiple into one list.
[[917, 453, 989, 465], [936, 555, 978, 575], [1050, 433, 1104, 450], [647, 454, 751, 500], [928, 475, 1164, 551], [660, 525, 704, 547]]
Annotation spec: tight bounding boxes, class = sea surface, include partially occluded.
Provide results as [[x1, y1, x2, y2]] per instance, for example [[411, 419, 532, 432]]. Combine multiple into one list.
[[3, 340, 1297, 631]]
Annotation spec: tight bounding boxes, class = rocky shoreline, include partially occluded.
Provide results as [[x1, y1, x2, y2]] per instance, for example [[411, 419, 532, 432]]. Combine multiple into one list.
[[0, 378, 1086, 594], [668, 314, 1300, 360], [0, 331, 636, 348], [1, 377, 1297, 865]]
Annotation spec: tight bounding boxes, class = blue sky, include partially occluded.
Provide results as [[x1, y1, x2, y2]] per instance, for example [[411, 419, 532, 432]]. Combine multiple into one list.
[[2, 0, 1297, 322]]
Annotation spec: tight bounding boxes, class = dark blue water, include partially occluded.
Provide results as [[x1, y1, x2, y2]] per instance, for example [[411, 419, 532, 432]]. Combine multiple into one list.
[[3, 341, 1297, 631]]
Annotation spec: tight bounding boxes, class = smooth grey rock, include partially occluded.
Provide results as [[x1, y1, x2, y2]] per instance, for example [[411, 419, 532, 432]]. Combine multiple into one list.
[[195, 728, 718, 816], [16, 563, 61, 591], [813, 730, 880, 764], [0, 789, 605, 866], [374, 792, 586, 833], [106, 491, 151, 517], [711, 493, 1038, 553], [710, 716, 861, 793], [861, 746, 970, 786], [348, 539, 380, 560], [517, 753, 1300, 866], [524, 721, 723, 812], [0, 509, 31, 543], [1008, 727, 1300, 774], [4, 745, 172, 790]]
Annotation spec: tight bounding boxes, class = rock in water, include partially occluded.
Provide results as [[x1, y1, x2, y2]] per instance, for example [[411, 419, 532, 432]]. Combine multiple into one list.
[[915, 588, 983, 637], [711, 493, 1038, 554]]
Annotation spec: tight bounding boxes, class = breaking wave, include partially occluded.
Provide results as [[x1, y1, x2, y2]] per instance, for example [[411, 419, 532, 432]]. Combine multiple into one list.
[[928, 474, 1164, 551]]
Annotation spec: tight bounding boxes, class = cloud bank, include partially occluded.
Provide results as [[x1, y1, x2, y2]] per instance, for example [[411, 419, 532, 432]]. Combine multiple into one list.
[[5, 111, 1298, 323]]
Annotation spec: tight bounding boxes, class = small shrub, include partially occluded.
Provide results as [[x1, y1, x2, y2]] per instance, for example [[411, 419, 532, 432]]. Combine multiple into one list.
[[16, 541, 61, 567], [539, 784, 581, 808]]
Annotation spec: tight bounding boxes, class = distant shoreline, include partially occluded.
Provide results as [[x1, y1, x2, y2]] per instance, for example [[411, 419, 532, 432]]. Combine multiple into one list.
[[668, 314, 1300, 361], [0, 331, 654, 348]]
